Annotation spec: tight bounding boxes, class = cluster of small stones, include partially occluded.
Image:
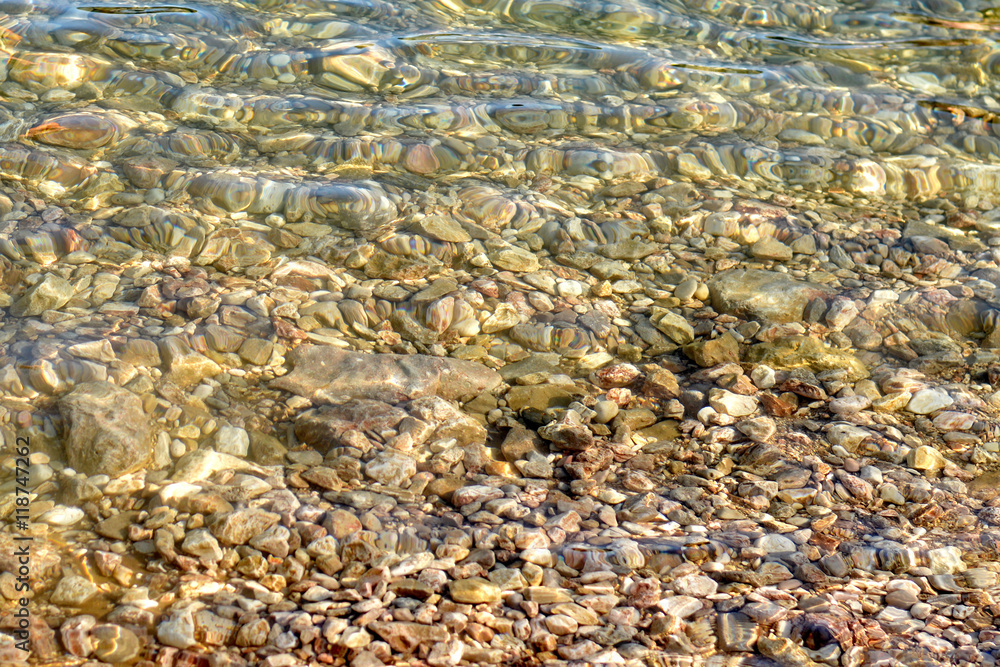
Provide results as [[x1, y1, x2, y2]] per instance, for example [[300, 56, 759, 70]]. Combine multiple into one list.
[[3, 0, 1000, 666], [4, 167, 1000, 667]]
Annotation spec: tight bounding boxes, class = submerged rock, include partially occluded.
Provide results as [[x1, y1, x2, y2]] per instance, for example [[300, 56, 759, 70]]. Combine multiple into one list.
[[745, 336, 869, 382], [58, 382, 154, 478], [272, 346, 502, 404], [11, 274, 73, 317], [709, 269, 832, 324]]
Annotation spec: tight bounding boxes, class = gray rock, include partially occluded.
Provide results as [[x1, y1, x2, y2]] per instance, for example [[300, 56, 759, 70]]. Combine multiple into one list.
[[927, 547, 966, 574], [708, 389, 758, 417], [408, 396, 487, 446], [820, 554, 849, 577], [331, 490, 397, 510], [248, 430, 287, 465], [880, 484, 906, 505], [737, 416, 776, 442], [885, 589, 919, 609], [670, 574, 718, 597], [751, 365, 776, 389], [249, 524, 292, 558], [755, 534, 797, 554], [825, 296, 859, 329], [907, 388, 953, 415], [181, 529, 224, 562], [600, 239, 658, 260], [500, 426, 545, 461], [829, 395, 871, 415], [538, 410, 594, 451], [272, 346, 501, 404], [709, 269, 832, 324], [59, 382, 154, 478], [214, 425, 250, 457], [515, 453, 554, 478], [171, 449, 275, 483], [825, 423, 872, 450], [593, 400, 619, 424], [157, 608, 197, 649], [904, 219, 985, 253], [50, 575, 101, 607]]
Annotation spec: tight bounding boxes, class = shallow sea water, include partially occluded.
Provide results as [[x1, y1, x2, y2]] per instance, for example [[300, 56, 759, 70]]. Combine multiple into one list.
[[5, 0, 1000, 213], [4, 0, 1000, 664]]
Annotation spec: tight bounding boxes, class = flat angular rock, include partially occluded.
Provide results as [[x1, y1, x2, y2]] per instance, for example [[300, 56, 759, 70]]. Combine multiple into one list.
[[505, 384, 584, 411], [51, 575, 101, 607], [209, 508, 280, 546], [746, 335, 869, 382], [670, 574, 717, 597], [452, 485, 503, 507], [408, 396, 487, 446], [708, 389, 758, 417], [487, 243, 539, 272], [755, 534, 797, 553], [367, 622, 448, 653], [214, 425, 249, 457], [331, 490, 397, 510], [538, 410, 594, 451], [295, 400, 407, 453], [412, 215, 471, 243], [907, 445, 946, 471], [12, 274, 73, 317], [907, 388, 953, 414], [300, 466, 342, 490], [171, 449, 275, 484], [449, 577, 501, 603], [750, 237, 792, 261], [500, 426, 545, 461], [59, 382, 154, 478], [600, 239, 658, 260], [904, 218, 985, 253], [272, 347, 501, 404], [364, 450, 416, 488], [650, 307, 694, 344], [159, 337, 222, 388], [709, 269, 832, 324], [683, 332, 739, 367]]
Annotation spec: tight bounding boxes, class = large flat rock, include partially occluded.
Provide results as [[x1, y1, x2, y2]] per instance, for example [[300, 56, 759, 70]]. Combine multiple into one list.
[[709, 269, 832, 324], [746, 335, 869, 382], [59, 381, 154, 478], [272, 346, 502, 404]]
